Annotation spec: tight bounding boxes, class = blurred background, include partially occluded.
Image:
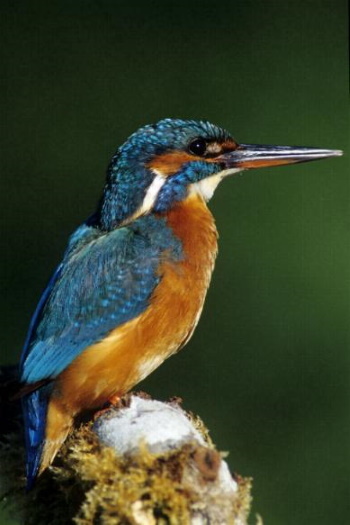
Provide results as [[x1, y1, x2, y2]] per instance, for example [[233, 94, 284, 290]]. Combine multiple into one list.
[[0, 0, 348, 523]]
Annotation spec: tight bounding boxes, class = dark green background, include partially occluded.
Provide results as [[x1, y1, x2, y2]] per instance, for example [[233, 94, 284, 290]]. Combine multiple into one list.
[[1, 1, 348, 523]]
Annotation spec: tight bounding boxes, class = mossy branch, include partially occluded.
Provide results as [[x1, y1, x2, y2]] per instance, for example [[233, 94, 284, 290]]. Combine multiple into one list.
[[1, 368, 258, 524]]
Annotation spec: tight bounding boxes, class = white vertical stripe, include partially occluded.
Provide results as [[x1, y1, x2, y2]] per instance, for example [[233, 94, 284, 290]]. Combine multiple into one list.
[[139, 172, 166, 213], [119, 171, 167, 226]]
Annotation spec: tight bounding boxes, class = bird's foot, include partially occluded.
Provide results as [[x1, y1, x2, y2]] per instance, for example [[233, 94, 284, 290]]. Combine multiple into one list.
[[93, 394, 122, 420], [108, 393, 121, 406]]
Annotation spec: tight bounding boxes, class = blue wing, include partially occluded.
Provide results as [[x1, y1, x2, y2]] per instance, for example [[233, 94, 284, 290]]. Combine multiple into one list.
[[20, 215, 182, 384]]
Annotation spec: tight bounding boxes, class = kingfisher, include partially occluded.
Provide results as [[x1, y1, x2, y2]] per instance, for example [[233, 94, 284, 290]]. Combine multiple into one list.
[[19, 118, 342, 488]]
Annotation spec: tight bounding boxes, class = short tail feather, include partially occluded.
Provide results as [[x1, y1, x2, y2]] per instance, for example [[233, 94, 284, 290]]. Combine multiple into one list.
[[22, 387, 50, 490], [22, 386, 73, 490]]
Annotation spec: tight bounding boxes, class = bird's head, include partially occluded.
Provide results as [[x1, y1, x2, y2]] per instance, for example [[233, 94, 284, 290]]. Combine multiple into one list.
[[98, 118, 342, 230]]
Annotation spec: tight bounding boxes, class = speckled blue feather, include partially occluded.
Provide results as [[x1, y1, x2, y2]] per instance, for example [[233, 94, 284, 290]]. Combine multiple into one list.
[[154, 161, 219, 213], [99, 119, 230, 229]]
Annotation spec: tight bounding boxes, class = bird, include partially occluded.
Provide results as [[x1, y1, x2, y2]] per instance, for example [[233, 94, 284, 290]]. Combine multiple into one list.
[[18, 118, 342, 489]]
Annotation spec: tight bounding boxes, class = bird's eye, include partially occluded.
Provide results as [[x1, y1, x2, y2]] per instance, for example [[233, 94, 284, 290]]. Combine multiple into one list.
[[188, 137, 207, 157]]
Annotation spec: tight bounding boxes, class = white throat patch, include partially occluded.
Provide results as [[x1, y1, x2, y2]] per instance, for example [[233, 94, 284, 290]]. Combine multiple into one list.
[[189, 168, 242, 201]]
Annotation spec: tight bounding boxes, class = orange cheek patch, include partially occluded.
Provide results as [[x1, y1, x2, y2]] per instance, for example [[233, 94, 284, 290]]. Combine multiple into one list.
[[147, 151, 201, 176]]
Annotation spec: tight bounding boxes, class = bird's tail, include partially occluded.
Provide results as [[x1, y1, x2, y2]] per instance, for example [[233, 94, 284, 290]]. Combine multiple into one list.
[[22, 387, 50, 490], [22, 387, 73, 490]]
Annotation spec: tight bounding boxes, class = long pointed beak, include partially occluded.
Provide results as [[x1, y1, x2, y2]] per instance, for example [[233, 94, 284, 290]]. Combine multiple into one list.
[[216, 144, 343, 170]]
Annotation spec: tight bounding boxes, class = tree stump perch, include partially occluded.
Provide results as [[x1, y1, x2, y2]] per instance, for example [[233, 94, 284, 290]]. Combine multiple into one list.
[[0, 367, 257, 524]]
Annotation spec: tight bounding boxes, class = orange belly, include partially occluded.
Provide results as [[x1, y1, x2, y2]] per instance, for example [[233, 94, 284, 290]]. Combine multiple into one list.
[[52, 193, 218, 414]]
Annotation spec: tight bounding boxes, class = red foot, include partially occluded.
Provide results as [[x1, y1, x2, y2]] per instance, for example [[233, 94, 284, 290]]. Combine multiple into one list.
[[109, 393, 121, 406], [93, 394, 121, 420]]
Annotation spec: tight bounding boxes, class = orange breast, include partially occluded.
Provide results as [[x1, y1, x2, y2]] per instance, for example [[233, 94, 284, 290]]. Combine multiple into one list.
[[54, 194, 218, 414]]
